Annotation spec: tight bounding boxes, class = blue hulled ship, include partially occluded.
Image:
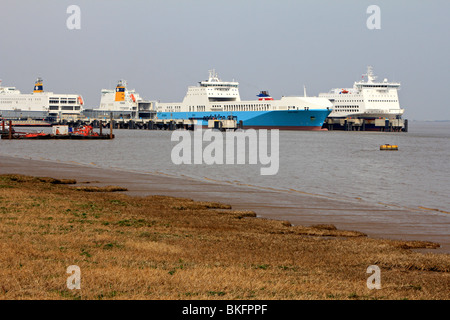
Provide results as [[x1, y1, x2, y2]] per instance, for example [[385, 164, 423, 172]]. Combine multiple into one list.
[[156, 70, 332, 130]]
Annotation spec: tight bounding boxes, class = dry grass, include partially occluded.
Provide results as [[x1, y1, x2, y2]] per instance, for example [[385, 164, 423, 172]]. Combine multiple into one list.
[[0, 174, 448, 300]]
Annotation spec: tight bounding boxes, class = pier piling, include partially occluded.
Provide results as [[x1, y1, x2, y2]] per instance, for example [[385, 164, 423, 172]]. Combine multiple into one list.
[[110, 113, 113, 139]]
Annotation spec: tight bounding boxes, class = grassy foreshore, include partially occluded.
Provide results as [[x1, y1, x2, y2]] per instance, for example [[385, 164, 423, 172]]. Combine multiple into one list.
[[0, 174, 448, 300]]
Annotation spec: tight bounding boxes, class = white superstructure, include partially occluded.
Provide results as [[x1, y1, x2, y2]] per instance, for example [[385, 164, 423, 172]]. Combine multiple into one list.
[[156, 69, 332, 114], [319, 66, 404, 119], [0, 78, 84, 118], [97, 80, 144, 112], [89, 80, 153, 119]]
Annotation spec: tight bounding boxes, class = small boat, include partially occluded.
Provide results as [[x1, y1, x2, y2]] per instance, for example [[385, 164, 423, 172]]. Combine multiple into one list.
[[1, 131, 51, 139], [23, 132, 51, 139], [1, 125, 114, 140]]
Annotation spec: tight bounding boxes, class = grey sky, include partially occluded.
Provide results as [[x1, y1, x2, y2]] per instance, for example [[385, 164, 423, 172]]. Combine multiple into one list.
[[1, 0, 449, 120]]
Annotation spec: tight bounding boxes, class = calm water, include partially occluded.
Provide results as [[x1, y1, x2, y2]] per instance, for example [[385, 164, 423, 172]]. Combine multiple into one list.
[[1, 121, 450, 214]]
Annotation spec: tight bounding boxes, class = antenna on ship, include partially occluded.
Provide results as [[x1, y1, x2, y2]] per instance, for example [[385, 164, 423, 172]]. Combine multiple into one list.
[[366, 66, 376, 83], [303, 85, 307, 97], [208, 69, 220, 82]]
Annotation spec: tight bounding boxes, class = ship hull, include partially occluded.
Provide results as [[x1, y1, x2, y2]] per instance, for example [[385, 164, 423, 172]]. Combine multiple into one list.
[[157, 109, 331, 130]]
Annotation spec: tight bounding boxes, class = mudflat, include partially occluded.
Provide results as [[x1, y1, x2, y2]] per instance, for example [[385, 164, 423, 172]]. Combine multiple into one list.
[[1, 155, 449, 253]]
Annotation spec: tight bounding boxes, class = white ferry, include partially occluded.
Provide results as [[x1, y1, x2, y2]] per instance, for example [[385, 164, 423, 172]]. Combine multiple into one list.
[[86, 80, 153, 119], [319, 66, 404, 119], [156, 70, 333, 130], [0, 78, 84, 120]]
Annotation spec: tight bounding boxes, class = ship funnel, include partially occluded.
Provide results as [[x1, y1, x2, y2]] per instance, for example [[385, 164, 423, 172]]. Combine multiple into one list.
[[115, 80, 126, 102], [33, 77, 44, 93]]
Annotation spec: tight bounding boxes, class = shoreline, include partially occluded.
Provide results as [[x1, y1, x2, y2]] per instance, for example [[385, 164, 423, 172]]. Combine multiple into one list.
[[1, 154, 449, 254]]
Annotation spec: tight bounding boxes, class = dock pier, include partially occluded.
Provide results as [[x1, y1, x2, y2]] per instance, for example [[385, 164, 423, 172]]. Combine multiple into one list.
[[58, 118, 198, 131], [324, 117, 407, 132]]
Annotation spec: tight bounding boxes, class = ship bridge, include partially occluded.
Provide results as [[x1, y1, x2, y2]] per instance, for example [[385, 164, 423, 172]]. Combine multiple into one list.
[[182, 69, 241, 104], [354, 66, 400, 91], [200, 69, 240, 102]]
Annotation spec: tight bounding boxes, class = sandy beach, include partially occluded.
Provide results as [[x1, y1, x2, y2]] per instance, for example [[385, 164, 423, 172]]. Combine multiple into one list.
[[1, 154, 448, 253]]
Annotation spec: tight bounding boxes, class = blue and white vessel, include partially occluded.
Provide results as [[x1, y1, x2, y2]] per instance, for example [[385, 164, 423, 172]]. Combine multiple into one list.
[[156, 70, 332, 130]]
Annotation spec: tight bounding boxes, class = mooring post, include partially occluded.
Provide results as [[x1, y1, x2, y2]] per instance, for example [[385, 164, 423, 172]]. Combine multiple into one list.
[[8, 120, 12, 140], [110, 113, 113, 139]]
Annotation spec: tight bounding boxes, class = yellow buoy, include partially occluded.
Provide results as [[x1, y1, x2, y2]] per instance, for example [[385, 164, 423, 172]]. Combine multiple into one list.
[[380, 144, 398, 151]]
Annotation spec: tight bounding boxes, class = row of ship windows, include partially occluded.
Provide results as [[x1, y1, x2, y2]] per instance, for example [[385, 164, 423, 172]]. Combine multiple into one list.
[[0, 98, 44, 102], [50, 100, 77, 104], [49, 106, 81, 110], [360, 85, 392, 88], [223, 105, 270, 111], [0, 100, 47, 104], [210, 88, 234, 91], [208, 104, 272, 111], [202, 84, 238, 88], [335, 99, 397, 103], [335, 106, 360, 113], [162, 104, 272, 112]]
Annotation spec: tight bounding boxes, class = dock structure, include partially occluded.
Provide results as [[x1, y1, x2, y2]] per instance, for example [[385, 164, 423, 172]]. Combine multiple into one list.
[[3, 115, 407, 133], [58, 117, 199, 131], [207, 119, 242, 131], [323, 118, 408, 132]]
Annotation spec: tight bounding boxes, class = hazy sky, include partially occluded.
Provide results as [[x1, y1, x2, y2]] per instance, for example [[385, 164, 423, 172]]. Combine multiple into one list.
[[1, 0, 449, 120]]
